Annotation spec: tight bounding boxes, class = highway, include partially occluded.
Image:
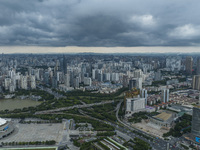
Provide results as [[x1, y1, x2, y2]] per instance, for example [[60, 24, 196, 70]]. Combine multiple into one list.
[[37, 85, 65, 99], [35, 100, 114, 114]]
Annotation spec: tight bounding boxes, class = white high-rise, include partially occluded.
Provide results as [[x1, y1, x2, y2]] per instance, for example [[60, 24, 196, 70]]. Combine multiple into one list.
[[30, 75, 36, 89], [126, 97, 145, 114], [141, 89, 148, 106], [161, 89, 169, 103]]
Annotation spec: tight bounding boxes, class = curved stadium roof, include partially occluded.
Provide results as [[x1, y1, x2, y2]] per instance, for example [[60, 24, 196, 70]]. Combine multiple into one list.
[[0, 118, 6, 126]]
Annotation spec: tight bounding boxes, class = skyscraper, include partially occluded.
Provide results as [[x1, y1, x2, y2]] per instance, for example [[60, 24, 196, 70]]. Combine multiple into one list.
[[197, 58, 200, 75], [161, 89, 169, 103], [185, 56, 193, 75], [129, 79, 137, 90], [63, 55, 67, 75], [192, 75, 200, 91], [141, 89, 148, 106], [192, 106, 200, 136], [123, 75, 129, 87]]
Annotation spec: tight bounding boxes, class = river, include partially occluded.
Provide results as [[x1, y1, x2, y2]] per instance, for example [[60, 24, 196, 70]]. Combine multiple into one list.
[[0, 99, 41, 111]]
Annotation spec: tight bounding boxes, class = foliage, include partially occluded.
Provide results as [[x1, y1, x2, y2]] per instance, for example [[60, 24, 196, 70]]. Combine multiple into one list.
[[96, 131, 116, 136], [124, 138, 151, 150], [82, 102, 118, 122], [1, 140, 56, 146], [163, 113, 192, 137]]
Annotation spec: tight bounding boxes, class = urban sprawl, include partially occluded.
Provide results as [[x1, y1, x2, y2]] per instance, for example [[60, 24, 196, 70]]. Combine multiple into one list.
[[0, 53, 200, 150]]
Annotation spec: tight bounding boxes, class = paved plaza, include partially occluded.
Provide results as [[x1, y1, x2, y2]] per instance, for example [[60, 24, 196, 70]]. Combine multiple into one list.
[[0, 123, 64, 143]]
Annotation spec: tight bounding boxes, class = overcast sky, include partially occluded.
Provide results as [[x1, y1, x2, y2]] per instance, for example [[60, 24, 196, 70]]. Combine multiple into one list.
[[0, 0, 200, 53]]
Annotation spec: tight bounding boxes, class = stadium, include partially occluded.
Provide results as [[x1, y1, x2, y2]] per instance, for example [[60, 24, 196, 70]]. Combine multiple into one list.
[[0, 118, 14, 139]]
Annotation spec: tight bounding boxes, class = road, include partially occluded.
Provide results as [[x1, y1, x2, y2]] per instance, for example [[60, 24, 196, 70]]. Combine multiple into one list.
[[35, 100, 114, 114], [37, 85, 65, 99]]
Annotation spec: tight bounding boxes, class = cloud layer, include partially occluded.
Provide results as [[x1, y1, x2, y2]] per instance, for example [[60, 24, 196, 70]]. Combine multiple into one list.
[[0, 0, 200, 47]]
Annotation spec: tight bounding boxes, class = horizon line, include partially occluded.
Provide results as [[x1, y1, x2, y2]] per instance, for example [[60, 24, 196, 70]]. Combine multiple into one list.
[[1, 46, 200, 54]]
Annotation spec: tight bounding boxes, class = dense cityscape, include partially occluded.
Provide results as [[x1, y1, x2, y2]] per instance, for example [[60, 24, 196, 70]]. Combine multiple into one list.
[[1, 0, 200, 150], [0, 53, 199, 150]]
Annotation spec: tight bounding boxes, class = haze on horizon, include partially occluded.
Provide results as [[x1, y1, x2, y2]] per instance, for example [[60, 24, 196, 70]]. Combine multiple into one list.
[[0, 0, 200, 53]]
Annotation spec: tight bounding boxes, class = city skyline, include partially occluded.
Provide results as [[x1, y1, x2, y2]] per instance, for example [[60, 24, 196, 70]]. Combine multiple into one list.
[[2, 46, 200, 54]]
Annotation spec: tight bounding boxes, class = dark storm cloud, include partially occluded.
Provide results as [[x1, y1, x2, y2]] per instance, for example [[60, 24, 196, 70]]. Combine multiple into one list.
[[0, 0, 200, 46]]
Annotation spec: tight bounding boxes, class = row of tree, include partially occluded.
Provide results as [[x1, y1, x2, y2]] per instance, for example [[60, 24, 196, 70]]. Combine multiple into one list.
[[1, 140, 56, 146]]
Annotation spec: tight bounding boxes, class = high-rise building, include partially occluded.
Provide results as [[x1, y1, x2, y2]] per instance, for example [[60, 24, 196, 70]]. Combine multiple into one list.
[[137, 78, 142, 90], [129, 78, 142, 90], [192, 106, 200, 136], [30, 75, 36, 89], [20, 75, 28, 90], [126, 97, 145, 114], [84, 77, 92, 86], [43, 72, 50, 85], [123, 75, 129, 87], [63, 55, 67, 74], [141, 89, 148, 106], [74, 77, 79, 88], [197, 58, 200, 75], [192, 75, 200, 91], [154, 70, 162, 81], [52, 76, 58, 88], [129, 79, 137, 90], [186, 56, 193, 75], [98, 73, 103, 82], [161, 89, 169, 103], [92, 69, 96, 79], [133, 69, 143, 78], [4, 78, 11, 90], [64, 74, 70, 87]]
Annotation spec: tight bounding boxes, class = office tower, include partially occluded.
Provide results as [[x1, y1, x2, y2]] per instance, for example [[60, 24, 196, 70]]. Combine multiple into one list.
[[197, 58, 200, 75], [161, 89, 169, 103], [126, 97, 145, 114], [185, 56, 193, 75], [141, 89, 148, 106], [129, 79, 137, 90], [192, 75, 200, 91], [55, 60, 60, 72], [70, 71, 74, 87], [192, 106, 200, 136]]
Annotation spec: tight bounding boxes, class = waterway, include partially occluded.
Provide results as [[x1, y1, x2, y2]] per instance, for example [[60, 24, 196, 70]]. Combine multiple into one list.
[[0, 99, 41, 111]]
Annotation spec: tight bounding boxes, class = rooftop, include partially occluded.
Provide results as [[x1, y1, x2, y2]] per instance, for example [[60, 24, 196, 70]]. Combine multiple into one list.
[[0, 118, 7, 126]]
